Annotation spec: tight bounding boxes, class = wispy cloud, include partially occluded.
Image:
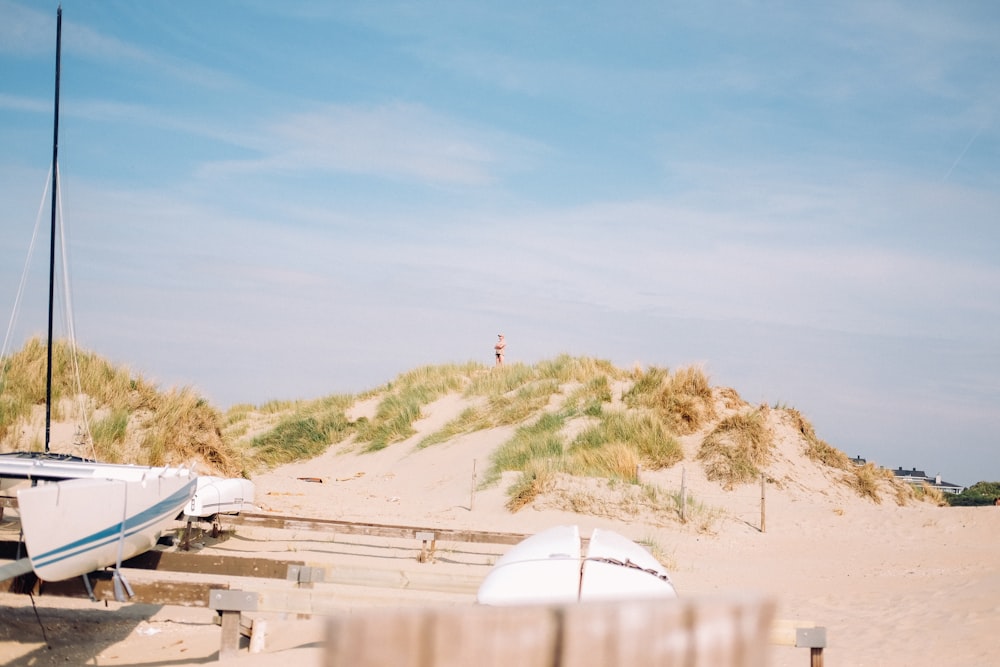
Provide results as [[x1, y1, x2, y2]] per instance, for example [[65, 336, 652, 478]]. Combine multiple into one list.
[[199, 102, 538, 186]]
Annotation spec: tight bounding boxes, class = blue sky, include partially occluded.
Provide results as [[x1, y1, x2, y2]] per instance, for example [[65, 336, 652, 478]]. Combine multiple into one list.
[[1, 1, 998, 485]]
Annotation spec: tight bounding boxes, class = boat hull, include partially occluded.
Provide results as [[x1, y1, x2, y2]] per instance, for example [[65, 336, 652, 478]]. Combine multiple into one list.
[[16, 472, 196, 581], [477, 524, 677, 605], [185, 475, 255, 517]]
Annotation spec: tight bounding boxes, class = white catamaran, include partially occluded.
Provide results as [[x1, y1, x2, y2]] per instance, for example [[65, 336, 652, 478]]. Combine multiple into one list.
[[0, 7, 252, 589]]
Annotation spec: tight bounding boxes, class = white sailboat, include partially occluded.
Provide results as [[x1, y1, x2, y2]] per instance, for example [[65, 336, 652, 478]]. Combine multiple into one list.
[[0, 8, 250, 587]]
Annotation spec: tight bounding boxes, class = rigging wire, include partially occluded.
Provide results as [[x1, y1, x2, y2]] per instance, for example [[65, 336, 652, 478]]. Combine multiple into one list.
[[55, 162, 97, 460], [0, 167, 52, 364], [0, 163, 96, 459]]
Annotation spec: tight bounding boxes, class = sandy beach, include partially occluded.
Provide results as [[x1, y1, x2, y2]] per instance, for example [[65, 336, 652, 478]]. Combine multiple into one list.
[[2, 390, 998, 666]]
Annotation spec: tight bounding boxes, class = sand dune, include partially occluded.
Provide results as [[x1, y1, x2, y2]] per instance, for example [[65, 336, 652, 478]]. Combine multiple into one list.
[[2, 386, 998, 666]]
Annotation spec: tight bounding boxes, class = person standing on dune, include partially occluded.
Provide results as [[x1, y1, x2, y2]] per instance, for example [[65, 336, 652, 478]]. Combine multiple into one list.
[[494, 334, 506, 367]]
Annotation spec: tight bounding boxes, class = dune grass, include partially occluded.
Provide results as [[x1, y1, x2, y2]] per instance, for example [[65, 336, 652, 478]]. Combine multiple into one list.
[[417, 379, 561, 449], [354, 363, 478, 451], [569, 410, 682, 471], [624, 365, 716, 435], [697, 408, 773, 489], [846, 462, 890, 504], [3, 342, 896, 517], [0, 338, 244, 474], [505, 459, 558, 512], [563, 375, 612, 416], [241, 394, 354, 468], [785, 407, 852, 470]]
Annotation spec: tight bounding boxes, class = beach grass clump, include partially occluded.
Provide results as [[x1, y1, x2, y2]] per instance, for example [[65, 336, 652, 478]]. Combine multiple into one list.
[[419, 377, 562, 449], [465, 362, 536, 397], [535, 354, 623, 385], [484, 412, 567, 485], [420, 357, 615, 450], [0, 338, 156, 431], [697, 409, 773, 489], [417, 405, 482, 449], [355, 363, 473, 451], [228, 393, 354, 471], [90, 408, 129, 451], [492, 379, 562, 424], [563, 374, 612, 417], [0, 339, 245, 475], [845, 462, 890, 503], [785, 408, 852, 470], [624, 365, 715, 435], [248, 409, 351, 467], [138, 389, 235, 471], [505, 459, 556, 512], [540, 477, 696, 526], [564, 441, 640, 482], [569, 410, 682, 470], [0, 394, 29, 442], [356, 392, 425, 451]]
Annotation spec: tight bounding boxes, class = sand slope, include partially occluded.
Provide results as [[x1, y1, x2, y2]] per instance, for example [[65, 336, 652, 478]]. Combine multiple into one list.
[[2, 387, 998, 666]]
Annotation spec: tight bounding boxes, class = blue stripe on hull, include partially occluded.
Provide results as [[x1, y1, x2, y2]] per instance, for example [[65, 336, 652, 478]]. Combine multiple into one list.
[[30, 479, 197, 570]]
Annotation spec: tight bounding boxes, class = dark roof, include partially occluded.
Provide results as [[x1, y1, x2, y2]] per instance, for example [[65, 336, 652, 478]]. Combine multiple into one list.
[[892, 467, 927, 477]]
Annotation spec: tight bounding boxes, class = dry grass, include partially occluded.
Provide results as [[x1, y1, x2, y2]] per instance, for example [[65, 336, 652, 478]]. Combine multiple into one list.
[[0, 339, 243, 476], [697, 408, 773, 489], [569, 410, 682, 471], [844, 462, 894, 504], [784, 407, 852, 470], [636, 534, 677, 572], [565, 441, 640, 482], [355, 363, 474, 451], [3, 343, 910, 513], [914, 482, 947, 506], [505, 460, 556, 512], [624, 365, 716, 435]]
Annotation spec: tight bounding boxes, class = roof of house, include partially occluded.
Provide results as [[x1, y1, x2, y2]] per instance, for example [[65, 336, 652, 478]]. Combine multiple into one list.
[[892, 467, 927, 477]]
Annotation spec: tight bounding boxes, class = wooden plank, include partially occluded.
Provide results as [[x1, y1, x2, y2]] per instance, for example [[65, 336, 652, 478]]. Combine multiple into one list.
[[320, 564, 480, 593], [561, 598, 691, 667], [252, 565, 480, 616], [219, 610, 242, 660], [233, 512, 530, 546], [38, 572, 229, 606], [428, 604, 558, 667], [688, 595, 774, 667], [122, 549, 304, 579], [326, 605, 428, 667], [769, 619, 816, 646]]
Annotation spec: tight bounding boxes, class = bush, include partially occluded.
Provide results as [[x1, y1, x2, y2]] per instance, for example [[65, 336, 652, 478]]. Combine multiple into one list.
[[948, 481, 1000, 506]]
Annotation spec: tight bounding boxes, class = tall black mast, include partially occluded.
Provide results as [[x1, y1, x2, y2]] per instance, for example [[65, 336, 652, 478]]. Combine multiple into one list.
[[45, 6, 62, 454]]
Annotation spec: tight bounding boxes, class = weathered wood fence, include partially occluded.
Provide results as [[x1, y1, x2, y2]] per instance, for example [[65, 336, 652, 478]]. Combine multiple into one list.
[[322, 595, 775, 667]]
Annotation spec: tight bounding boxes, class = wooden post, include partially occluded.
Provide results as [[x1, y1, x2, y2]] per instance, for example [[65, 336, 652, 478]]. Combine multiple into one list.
[[680, 467, 687, 524], [760, 473, 766, 533], [470, 459, 477, 511]]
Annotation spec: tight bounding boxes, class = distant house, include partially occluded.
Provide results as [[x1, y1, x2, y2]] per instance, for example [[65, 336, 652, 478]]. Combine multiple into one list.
[[850, 455, 867, 466], [889, 466, 965, 495]]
